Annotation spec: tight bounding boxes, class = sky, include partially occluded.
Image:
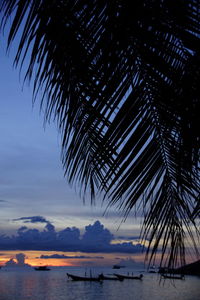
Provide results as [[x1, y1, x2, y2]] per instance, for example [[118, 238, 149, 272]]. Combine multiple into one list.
[[0, 31, 145, 267], [0, 24, 198, 270]]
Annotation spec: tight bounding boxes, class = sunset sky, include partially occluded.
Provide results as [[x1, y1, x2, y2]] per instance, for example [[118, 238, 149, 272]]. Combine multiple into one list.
[[0, 33, 146, 267], [0, 26, 198, 270]]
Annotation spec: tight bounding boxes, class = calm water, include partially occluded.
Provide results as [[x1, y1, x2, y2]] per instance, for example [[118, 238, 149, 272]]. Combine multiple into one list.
[[0, 267, 199, 300]]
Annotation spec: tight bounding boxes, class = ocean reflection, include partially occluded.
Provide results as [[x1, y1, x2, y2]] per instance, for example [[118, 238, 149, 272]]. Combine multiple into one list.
[[0, 268, 199, 300]]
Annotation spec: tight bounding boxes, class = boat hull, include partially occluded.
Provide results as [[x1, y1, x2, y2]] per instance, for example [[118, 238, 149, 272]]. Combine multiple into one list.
[[99, 274, 123, 281], [35, 267, 50, 271], [67, 273, 100, 281], [114, 274, 143, 280]]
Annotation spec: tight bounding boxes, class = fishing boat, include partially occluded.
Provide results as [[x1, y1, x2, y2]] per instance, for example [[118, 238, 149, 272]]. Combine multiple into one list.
[[34, 266, 51, 271], [67, 273, 101, 281], [112, 264, 125, 269], [161, 274, 184, 279], [114, 273, 143, 280], [148, 265, 157, 273], [99, 273, 124, 281]]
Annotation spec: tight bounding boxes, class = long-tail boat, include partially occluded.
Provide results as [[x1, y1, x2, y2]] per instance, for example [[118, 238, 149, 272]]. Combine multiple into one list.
[[67, 273, 101, 281], [114, 273, 143, 280], [34, 266, 51, 271], [99, 273, 124, 281]]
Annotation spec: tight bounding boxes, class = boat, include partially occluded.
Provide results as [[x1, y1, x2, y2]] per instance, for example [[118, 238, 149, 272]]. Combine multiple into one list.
[[112, 265, 125, 269], [34, 266, 51, 271], [114, 273, 143, 280], [98, 273, 124, 281], [67, 273, 101, 281], [161, 274, 184, 279], [148, 265, 157, 273], [149, 270, 157, 273]]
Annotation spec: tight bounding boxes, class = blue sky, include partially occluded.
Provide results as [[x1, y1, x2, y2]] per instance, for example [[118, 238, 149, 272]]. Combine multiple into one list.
[[0, 33, 141, 251]]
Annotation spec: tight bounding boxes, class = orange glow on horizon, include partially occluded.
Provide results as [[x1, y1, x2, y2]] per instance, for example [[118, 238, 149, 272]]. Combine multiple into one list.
[[0, 250, 195, 268], [0, 250, 134, 267]]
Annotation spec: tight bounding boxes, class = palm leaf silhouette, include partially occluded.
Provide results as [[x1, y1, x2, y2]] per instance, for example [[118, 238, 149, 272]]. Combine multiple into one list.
[[1, 0, 199, 269]]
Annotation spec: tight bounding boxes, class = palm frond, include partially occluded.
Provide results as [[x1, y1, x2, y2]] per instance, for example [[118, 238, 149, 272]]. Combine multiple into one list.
[[1, 0, 199, 268]]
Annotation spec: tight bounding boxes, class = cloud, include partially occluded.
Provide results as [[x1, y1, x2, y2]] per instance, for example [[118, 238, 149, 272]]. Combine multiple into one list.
[[57, 227, 80, 246], [18, 226, 28, 232], [45, 222, 55, 232], [0, 220, 145, 254], [16, 253, 26, 265], [0, 199, 9, 207], [82, 221, 114, 245], [115, 257, 145, 268], [4, 252, 31, 268], [13, 216, 50, 224], [117, 236, 141, 240], [4, 258, 17, 267], [40, 254, 104, 259]]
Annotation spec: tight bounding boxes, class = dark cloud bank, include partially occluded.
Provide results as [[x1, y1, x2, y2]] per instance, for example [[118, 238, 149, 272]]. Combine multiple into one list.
[[39, 254, 104, 259], [13, 216, 49, 224], [0, 218, 144, 253]]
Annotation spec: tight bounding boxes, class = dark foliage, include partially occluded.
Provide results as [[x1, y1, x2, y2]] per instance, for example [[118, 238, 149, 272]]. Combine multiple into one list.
[[1, 0, 199, 268]]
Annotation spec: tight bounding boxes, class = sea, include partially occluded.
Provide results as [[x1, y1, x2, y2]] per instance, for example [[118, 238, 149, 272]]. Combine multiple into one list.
[[0, 266, 199, 300]]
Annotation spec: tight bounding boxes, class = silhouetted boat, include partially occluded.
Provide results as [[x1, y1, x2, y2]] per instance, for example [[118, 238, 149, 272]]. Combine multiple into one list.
[[148, 265, 157, 273], [34, 266, 51, 271], [67, 273, 101, 281], [112, 265, 125, 269], [149, 270, 157, 273], [161, 274, 184, 279], [99, 273, 124, 281], [114, 273, 143, 280]]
